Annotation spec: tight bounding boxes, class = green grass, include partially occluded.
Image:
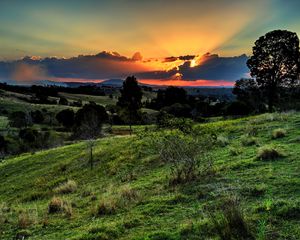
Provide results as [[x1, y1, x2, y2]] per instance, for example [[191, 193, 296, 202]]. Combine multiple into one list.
[[0, 112, 300, 239], [59, 92, 118, 106]]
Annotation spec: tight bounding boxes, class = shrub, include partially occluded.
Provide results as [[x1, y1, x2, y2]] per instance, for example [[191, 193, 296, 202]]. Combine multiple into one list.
[[209, 197, 253, 240], [48, 197, 73, 217], [229, 146, 242, 156], [257, 146, 283, 160], [94, 199, 117, 216], [48, 197, 64, 213], [156, 133, 214, 184], [54, 180, 77, 194], [18, 211, 33, 229], [119, 185, 139, 207], [241, 135, 257, 146], [56, 109, 75, 129], [30, 110, 44, 124], [271, 128, 286, 139], [156, 113, 193, 134], [216, 135, 229, 147]]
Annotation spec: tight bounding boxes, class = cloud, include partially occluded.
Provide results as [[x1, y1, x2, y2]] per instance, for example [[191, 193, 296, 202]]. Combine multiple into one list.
[[132, 52, 143, 61], [11, 63, 49, 84], [138, 53, 249, 81], [0, 51, 249, 84], [179, 54, 249, 81]]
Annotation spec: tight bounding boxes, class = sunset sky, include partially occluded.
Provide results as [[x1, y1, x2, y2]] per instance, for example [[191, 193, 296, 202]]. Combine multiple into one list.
[[1, 0, 300, 86]]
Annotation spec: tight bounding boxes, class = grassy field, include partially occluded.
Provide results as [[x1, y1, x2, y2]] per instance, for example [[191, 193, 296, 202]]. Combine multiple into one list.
[[59, 92, 118, 106], [0, 112, 300, 239]]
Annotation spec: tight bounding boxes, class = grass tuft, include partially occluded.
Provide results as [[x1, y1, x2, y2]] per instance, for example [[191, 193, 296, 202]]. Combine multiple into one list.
[[54, 180, 77, 194], [272, 128, 286, 139], [257, 145, 284, 160]]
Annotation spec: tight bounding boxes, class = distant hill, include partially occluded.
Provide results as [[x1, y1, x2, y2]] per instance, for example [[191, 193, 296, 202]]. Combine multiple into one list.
[[98, 79, 124, 87]]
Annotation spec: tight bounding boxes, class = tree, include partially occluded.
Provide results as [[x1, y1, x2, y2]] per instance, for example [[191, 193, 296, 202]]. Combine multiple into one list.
[[247, 30, 300, 111], [56, 109, 75, 129], [8, 111, 33, 128], [117, 76, 143, 134], [233, 78, 266, 113], [74, 103, 108, 170], [30, 110, 44, 124], [153, 87, 187, 109], [0, 135, 7, 157], [59, 97, 69, 105]]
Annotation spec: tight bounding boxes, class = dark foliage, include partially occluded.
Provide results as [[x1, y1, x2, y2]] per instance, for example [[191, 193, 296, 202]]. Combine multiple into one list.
[[58, 97, 68, 105], [117, 76, 143, 130], [56, 109, 75, 129], [8, 111, 33, 128], [73, 102, 108, 139], [30, 110, 44, 124], [247, 30, 300, 111], [224, 101, 252, 116]]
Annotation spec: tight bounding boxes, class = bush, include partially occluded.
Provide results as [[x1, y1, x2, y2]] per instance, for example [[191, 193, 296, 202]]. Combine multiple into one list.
[[94, 199, 117, 216], [56, 109, 75, 129], [48, 197, 64, 213], [119, 185, 139, 207], [59, 97, 68, 105], [48, 197, 73, 217], [209, 197, 253, 240], [30, 110, 44, 124], [241, 135, 257, 146], [54, 180, 77, 194], [156, 133, 214, 184], [257, 146, 283, 160], [8, 111, 33, 128], [229, 146, 242, 156], [156, 113, 193, 134], [216, 135, 229, 147], [272, 128, 286, 139], [18, 211, 34, 229]]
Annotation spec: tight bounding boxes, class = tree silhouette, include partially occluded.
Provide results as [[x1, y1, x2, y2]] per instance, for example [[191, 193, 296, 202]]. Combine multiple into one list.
[[247, 30, 300, 111], [56, 109, 75, 129], [73, 102, 108, 170], [117, 76, 142, 134]]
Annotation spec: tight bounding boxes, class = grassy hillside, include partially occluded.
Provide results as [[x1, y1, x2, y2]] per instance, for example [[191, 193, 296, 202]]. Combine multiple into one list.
[[0, 112, 300, 239]]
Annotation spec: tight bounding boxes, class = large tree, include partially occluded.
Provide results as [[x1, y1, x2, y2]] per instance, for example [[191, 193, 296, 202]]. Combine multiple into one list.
[[117, 76, 143, 134], [247, 30, 300, 111]]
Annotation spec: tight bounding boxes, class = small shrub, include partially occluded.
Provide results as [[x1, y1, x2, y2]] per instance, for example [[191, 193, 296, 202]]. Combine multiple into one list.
[[257, 146, 283, 161], [216, 135, 229, 147], [156, 133, 213, 184], [48, 196, 72, 217], [15, 230, 31, 240], [229, 146, 242, 156], [18, 211, 33, 229], [209, 197, 253, 240], [241, 135, 257, 146], [119, 185, 139, 206], [272, 128, 286, 139], [48, 197, 64, 213], [54, 180, 77, 194], [94, 199, 117, 216]]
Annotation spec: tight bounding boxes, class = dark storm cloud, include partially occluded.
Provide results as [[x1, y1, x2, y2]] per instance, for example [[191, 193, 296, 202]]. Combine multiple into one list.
[[163, 55, 196, 62], [0, 52, 249, 82], [0, 51, 146, 81], [179, 54, 249, 81], [138, 54, 249, 81]]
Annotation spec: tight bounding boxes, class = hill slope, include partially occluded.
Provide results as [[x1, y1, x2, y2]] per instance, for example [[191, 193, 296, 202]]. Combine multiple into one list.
[[1, 112, 300, 239]]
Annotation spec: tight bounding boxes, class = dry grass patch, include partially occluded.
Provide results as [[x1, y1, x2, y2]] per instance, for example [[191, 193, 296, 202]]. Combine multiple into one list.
[[54, 180, 77, 194], [257, 145, 284, 161], [48, 197, 73, 217], [94, 198, 117, 216], [272, 128, 286, 139]]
